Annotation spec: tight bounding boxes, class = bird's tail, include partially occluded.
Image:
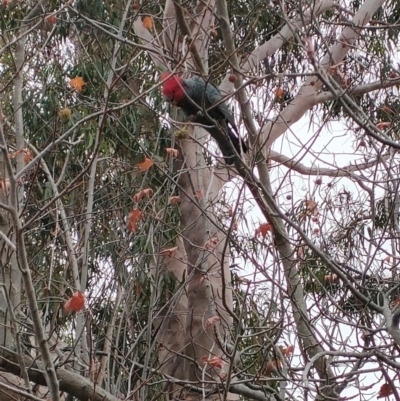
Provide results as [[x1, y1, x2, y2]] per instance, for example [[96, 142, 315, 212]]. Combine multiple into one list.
[[223, 126, 247, 164], [200, 118, 247, 165]]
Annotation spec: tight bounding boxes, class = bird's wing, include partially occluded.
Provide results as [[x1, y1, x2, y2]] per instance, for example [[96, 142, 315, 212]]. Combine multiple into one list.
[[194, 78, 238, 129]]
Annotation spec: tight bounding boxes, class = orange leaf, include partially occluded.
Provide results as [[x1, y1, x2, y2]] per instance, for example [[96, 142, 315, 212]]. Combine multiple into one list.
[[9, 148, 32, 161], [46, 15, 57, 24], [275, 87, 285, 100], [227, 207, 233, 217], [378, 384, 393, 399], [376, 122, 391, 130], [305, 199, 319, 218], [281, 345, 294, 356], [70, 77, 86, 92], [136, 157, 154, 172], [306, 199, 317, 212], [143, 16, 153, 29], [166, 148, 179, 158], [168, 196, 181, 204], [202, 356, 226, 369], [64, 291, 85, 312], [254, 223, 273, 238], [206, 316, 220, 327], [160, 246, 178, 257], [127, 208, 143, 233], [196, 190, 202, 201], [133, 188, 153, 203], [24, 150, 33, 164]]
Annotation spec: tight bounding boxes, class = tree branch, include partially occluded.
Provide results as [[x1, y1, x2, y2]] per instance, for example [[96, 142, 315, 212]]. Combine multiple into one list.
[[171, 0, 206, 75], [315, 77, 400, 103], [268, 149, 390, 177], [0, 353, 121, 401], [241, 0, 338, 73], [262, 0, 386, 149]]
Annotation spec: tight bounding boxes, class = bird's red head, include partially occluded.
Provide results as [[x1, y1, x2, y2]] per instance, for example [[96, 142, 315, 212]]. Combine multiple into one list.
[[160, 73, 186, 104]]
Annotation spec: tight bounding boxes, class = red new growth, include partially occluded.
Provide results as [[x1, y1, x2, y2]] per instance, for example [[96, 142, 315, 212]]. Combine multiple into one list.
[[64, 291, 85, 312]]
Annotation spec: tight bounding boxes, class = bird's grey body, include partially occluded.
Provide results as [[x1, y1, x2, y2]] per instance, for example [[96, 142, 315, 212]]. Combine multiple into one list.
[[173, 77, 247, 163]]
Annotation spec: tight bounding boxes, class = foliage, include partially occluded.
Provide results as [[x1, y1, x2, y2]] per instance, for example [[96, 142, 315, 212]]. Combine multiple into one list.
[[1, 0, 400, 401]]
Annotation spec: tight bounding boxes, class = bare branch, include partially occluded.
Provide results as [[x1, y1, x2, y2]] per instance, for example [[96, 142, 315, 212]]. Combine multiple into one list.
[[268, 149, 390, 177], [241, 0, 338, 74], [263, 0, 386, 149]]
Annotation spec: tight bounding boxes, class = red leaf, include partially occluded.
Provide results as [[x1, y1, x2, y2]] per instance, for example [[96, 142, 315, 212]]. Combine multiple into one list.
[[378, 384, 393, 399], [64, 291, 85, 312]]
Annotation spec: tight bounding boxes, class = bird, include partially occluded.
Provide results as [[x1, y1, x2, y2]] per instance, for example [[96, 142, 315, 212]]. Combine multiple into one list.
[[160, 73, 247, 164]]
